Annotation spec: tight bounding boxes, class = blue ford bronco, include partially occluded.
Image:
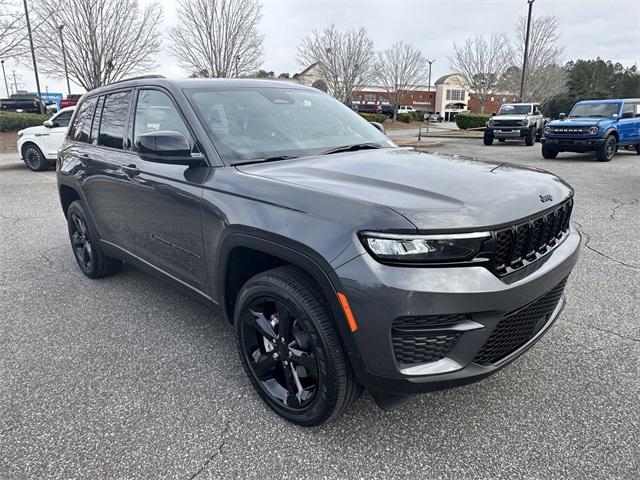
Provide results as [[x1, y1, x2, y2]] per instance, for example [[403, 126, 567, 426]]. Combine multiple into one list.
[[541, 99, 640, 161]]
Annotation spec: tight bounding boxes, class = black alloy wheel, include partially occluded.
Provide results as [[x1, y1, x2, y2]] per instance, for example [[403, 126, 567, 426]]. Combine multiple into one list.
[[23, 145, 48, 171], [70, 212, 93, 273], [66, 201, 121, 278], [597, 135, 617, 162], [240, 296, 319, 410], [234, 266, 360, 426]]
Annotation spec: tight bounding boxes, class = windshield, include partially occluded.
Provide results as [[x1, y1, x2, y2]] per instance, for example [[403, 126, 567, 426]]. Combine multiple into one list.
[[186, 86, 390, 162], [569, 102, 621, 118], [499, 104, 532, 115]]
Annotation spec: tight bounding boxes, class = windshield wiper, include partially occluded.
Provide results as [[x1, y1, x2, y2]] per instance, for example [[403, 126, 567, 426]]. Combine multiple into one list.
[[231, 155, 298, 166], [319, 143, 383, 156]]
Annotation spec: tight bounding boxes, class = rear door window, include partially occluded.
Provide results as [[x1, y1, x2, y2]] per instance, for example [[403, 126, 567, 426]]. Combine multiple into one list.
[[98, 91, 132, 150], [69, 97, 97, 143]]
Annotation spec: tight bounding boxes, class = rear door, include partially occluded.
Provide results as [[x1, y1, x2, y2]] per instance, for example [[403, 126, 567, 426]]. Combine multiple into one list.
[[79, 90, 136, 249], [618, 102, 637, 145], [121, 87, 208, 291]]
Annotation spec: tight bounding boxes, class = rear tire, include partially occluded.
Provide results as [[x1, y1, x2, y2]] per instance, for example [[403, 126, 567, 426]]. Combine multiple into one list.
[[22, 144, 48, 171], [596, 135, 616, 162], [541, 144, 558, 159], [483, 133, 494, 146], [67, 201, 122, 278], [525, 127, 535, 146], [234, 265, 360, 426]]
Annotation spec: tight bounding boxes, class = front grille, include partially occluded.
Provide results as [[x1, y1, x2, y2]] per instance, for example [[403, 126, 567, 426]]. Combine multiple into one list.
[[492, 120, 525, 128], [547, 126, 591, 135], [491, 199, 573, 275], [391, 314, 466, 365], [473, 278, 567, 366]]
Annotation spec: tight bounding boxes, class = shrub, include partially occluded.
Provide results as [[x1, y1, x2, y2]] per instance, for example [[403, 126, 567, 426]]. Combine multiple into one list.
[[455, 112, 492, 130], [412, 110, 425, 121], [396, 113, 412, 123], [0, 111, 50, 132], [358, 113, 387, 123]]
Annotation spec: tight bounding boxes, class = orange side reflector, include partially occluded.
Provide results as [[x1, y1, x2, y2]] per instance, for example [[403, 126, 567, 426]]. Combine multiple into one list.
[[337, 292, 358, 332]]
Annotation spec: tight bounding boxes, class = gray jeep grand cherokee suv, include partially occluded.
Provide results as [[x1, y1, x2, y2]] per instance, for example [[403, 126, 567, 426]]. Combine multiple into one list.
[[57, 77, 580, 426]]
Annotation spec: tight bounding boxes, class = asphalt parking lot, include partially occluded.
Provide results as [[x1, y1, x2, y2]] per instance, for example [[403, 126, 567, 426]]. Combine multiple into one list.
[[1, 140, 638, 479]]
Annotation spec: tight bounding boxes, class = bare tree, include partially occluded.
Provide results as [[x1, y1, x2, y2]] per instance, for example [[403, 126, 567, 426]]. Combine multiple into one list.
[[376, 41, 428, 119], [0, 1, 26, 59], [297, 25, 374, 104], [448, 34, 510, 112], [32, 0, 162, 90], [504, 15, 566, 103], [170, 0, 264, 78]]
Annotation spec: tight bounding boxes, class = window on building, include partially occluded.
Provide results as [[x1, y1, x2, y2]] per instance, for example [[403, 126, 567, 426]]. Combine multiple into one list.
[[446, 89, 465, 101], [364, 93, 376, 103]]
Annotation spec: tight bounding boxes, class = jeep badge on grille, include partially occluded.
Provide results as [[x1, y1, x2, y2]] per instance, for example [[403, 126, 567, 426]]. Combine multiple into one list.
[[540, 194, 553, 203]]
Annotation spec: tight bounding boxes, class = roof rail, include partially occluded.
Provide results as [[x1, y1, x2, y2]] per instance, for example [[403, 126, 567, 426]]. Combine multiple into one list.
[[107, 74, 166, 86]]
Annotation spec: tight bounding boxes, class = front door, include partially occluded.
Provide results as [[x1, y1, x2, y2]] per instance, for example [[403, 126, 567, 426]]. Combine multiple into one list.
[[121, 88, 209, 291], [41, 109, 74, 158], [618, 102, 639, 145]]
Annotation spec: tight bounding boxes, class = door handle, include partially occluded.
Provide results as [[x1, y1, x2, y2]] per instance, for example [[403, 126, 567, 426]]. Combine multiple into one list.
[[122, 163, 140, 176]]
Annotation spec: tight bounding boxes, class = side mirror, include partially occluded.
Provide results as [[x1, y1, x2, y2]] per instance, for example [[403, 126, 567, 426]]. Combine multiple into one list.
[[43, 120, 53, 128], [559, 113, 566, 119], [491, 112, 496, 116], [620, 112, 633, 119], [369, 121, 385, 134], [135, 131, 203, 166]]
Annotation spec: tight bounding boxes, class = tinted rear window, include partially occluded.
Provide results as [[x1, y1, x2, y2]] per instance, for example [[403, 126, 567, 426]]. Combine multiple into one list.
[[98, 91, 132, 150], [69, 97, 97, 143]]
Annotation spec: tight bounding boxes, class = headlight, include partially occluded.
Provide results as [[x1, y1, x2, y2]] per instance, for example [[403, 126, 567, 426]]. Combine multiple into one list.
[[17, 131, 24, 138], [488, 119, 494, 126], [589, 126, 599, 135], [360, 231, 490, 263], [544, 126, 551, 134]]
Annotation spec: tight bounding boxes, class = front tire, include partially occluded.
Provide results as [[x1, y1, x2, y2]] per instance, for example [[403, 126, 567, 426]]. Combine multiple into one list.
[[67, 201, 122, 278], [234, 266, 360, 426], [525, 127, 535, 146], [483, 133, 494, 146], [22, 144, 48, 171], [541, 144, 558, 159], [596, 135, 616, 162]]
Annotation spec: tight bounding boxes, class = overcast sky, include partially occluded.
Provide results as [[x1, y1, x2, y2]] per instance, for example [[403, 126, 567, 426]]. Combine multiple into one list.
[[5, 0, 640, 96]]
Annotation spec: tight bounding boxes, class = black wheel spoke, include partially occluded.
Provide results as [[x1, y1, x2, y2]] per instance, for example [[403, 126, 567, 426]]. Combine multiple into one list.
[[250, 310, 277, 340], [282, 365, 301, 408], [277, 309, 292, 340], [253, 353, 277, 379], [289, 346, 317, 375]]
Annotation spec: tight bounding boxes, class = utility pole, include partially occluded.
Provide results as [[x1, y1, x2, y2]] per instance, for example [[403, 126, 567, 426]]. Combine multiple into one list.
[[1, 60, 9, 97], [22, 0, 45, 113], [426, 59, 436, 132], [57, 24, 72, 95], [519, 0, 535, 102], [12, 70, 18, 92]]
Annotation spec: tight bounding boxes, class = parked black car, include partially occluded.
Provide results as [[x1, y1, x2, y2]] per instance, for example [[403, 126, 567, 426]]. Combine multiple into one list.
[[380, 104, 395, 118], [58, 77, 580, 426], [0, 93, 46, 113]]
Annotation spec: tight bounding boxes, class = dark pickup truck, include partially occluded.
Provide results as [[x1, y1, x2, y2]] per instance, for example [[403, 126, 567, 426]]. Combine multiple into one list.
[[0, 94, 45, 113]]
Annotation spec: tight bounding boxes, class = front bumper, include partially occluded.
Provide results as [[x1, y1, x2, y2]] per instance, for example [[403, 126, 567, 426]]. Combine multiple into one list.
[[336, 224, 581, 395], [542, 136, 605, 152], [486, 126, 529, 138]]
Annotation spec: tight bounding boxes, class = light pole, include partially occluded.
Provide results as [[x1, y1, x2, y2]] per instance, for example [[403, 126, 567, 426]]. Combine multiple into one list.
[[519, 0, 535, 102], [12, 70, 18, 92], [426, 59, 436, 113], [1, 60, 9, 97], [22, 0, 45, 113], [57, 24, 71, 96]]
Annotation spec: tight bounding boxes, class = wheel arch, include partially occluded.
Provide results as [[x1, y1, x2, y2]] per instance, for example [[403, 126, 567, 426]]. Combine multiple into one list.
[[20, 140, 42, 158], [604, 128, 619, 141], [217, 231, 362, 358], [59, 184, 82, 218]]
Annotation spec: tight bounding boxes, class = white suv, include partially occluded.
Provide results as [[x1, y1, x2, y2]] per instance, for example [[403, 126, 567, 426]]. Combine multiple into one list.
[[17, 106, 75, 171]]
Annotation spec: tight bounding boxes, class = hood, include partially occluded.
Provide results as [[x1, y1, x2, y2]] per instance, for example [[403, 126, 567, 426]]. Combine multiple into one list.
[[548, 117, 605, 127], [493, 114, 529, 121], [237, 148, 573, 231], [17, 125, 46, 136]]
